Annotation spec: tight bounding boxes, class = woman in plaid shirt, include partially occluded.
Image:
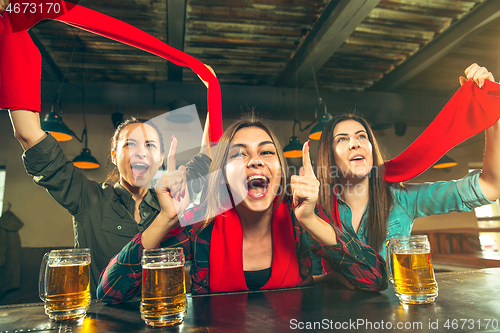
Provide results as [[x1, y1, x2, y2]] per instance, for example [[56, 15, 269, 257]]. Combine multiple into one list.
[[97, 115, 387, 302]]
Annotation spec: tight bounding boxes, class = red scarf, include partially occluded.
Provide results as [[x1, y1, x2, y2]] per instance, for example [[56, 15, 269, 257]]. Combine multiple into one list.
[[209, 201, 302, 293], [4, 1, 500, 178], [2, 1, 223, 143], [384, 80, 500, 182]]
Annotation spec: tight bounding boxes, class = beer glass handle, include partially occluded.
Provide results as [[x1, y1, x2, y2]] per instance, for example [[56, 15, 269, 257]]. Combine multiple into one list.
[[385, 240, 394, 283], [38, 252, 49, 302]]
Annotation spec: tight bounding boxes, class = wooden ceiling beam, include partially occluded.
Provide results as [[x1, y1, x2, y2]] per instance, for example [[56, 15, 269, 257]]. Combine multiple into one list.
[[370, 0, 500, 92], [167, 0, 187, 82], [275, 0, 381, 88]]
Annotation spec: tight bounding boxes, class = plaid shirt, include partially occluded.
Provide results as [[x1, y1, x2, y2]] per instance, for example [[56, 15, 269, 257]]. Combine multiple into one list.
[[97, 197, 387, 303]]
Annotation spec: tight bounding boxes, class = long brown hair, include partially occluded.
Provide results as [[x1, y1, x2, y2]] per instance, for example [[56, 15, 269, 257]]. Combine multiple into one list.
[[105, 117, 165, 185], [199, 114, 288, 230], [316, 114, 393, 252]]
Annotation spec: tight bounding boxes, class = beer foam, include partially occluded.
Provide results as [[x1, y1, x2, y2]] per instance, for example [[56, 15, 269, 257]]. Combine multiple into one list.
[[49, 262, 89, 267], [143, 262, 183, 269], [392, 249, 430, 254]]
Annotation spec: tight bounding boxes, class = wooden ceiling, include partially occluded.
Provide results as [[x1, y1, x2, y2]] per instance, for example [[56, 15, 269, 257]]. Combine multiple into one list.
[[31, 0, 500, 124]]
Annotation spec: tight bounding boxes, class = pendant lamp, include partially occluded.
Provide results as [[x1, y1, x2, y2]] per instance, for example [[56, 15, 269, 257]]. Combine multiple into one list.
[[41, 105, 73, 141], [308, 67, 331, 140]]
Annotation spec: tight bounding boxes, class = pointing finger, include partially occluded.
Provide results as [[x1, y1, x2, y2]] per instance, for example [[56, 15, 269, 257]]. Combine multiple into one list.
[[302, 140, 315, 179]]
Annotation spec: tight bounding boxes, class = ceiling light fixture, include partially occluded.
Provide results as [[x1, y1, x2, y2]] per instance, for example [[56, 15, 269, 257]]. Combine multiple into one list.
[[73, 59, 100, 170], [43, 49, 100, 169], [284, 71, 316, 158], [308, 66, 332, 140], [283, 119, 307, 158], [41, 102, 73, 141]]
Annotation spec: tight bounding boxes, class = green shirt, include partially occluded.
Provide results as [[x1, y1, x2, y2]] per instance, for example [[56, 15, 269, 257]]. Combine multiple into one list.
[[312, 171, 494, 275], [23, 134, 211, 294], [345, 170, 494, 257]]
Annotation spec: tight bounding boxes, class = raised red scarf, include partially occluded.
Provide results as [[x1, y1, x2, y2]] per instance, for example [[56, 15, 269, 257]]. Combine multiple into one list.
[[1, 1, 223, 143], [4, 1, 500, 179], [209, 201, 302, 293], [384, 80, 500, 182]]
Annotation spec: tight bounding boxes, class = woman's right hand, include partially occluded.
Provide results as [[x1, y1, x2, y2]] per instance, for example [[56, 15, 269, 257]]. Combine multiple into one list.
[[459, 63, 495, 88]]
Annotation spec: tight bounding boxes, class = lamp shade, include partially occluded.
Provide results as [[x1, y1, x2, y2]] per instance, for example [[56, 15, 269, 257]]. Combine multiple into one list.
[[432, 155, 457, 169], [283, 136, 303, 158], [309, 113, 332, 140], [41, 110, 73, 141], [73, 148, 100, 169]]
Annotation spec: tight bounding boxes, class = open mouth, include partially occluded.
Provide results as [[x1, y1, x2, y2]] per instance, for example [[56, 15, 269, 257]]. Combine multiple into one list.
[[246, 174, 270, 199], [131, 163, 150, 177], [350, 155, 365, 162]]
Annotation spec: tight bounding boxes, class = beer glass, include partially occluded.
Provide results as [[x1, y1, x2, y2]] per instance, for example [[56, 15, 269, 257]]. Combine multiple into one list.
[[141, 247, 187, 327], [386, 235, 438, 304], [38, 248, 91, 321]]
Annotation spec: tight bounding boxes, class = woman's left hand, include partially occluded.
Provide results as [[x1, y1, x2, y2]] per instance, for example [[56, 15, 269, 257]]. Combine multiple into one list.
[[155, 136, 190, 221], [291, 140, 320, 223], [459, 63, 495, 88]]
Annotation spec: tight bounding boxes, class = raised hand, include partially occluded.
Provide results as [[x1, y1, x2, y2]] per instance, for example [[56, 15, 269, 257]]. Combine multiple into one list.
[[459, 63, 495, 88], [154, 136, 190, 220], [290, 140, 320, 223], [197, 63, 216, 88]]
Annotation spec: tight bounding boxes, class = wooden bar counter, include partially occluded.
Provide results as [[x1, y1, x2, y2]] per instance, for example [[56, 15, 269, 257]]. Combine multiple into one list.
[[1, 268, 500, 332]]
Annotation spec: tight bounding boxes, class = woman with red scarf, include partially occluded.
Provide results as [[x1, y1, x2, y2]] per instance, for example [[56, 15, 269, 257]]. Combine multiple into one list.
[[312, 64, 500, 279], [0, 5, 211, 294], [97, 115, 387, 301]]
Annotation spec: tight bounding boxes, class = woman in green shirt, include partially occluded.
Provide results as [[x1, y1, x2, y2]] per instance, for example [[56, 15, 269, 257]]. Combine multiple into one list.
[[313, 64, 500, 279]]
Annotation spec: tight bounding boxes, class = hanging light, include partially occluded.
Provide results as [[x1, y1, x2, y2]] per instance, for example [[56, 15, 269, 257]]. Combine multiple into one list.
[[73, 148, 100, 169], [41, 105, 73, 141], [308, 68, 331, 140], [432, 155, 457, 169], [41, 43, 78, 142], [72, 74, 100, 169], [71, 55, 100, 169], [309, 98, 332, 140], [284, 118, 304, 158], [285, 66, 333, 156], [284, 73, 305, 159], [283, 137, 303, 158], [40, 47, 99, 168]]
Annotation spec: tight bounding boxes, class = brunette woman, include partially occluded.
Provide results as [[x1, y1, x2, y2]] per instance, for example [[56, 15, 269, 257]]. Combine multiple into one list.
[[315, 64, 500, 268], [1, 9, 210, 293]]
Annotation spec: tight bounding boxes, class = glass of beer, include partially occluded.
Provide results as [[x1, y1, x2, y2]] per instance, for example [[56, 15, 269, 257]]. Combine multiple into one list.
[[386, 235, 438, 304], [38, 248, 91, 321], [141, 247, 187, 327]]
